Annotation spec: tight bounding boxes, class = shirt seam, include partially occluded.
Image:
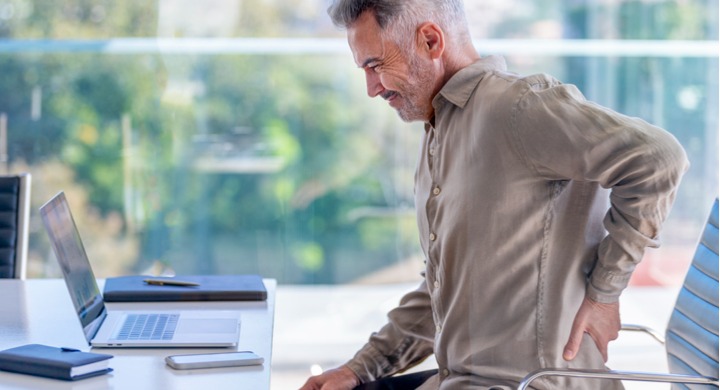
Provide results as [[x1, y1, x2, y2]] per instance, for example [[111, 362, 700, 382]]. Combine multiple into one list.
[[536, 181, 563, 370], [509, 81, 540, 176]]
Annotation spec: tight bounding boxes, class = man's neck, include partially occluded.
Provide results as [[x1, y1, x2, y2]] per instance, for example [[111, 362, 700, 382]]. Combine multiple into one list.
[[424, 43, 480, 125], [442, 44, 481, 85]]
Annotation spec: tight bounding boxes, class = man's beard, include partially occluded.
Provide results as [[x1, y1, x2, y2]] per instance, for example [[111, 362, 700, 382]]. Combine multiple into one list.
[[394, 54, 435, 122]]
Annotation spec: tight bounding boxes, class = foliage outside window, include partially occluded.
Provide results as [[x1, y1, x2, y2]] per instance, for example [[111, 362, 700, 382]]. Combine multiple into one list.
[[0, 0, 716, 285]]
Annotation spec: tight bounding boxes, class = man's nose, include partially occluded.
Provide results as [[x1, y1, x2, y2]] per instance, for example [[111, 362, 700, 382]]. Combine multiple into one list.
[[365, 70, 383, 98]]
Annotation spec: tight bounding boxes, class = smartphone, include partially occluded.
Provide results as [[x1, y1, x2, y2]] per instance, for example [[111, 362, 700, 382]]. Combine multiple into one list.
[[165, 351, 264, 370]]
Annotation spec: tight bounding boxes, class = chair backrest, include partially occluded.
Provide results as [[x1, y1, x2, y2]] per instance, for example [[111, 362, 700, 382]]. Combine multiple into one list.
[[0, 173, 31, 279], [665, 198, 719, 387]]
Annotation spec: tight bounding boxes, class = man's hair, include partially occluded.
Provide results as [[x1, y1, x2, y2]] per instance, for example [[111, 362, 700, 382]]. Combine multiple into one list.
[[328, 0, 470, 51]]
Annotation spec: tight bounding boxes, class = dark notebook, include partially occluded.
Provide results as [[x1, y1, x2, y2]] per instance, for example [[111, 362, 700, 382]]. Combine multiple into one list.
[[103, 274, 268, 302], [0, 344, 113, 381]]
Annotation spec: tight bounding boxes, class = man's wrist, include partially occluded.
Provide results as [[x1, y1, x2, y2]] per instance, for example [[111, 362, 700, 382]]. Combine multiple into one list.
[[339, 365, 362, 386]]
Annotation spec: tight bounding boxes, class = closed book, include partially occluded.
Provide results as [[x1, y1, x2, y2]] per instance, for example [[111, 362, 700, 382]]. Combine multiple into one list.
[[0, 344, 113, 381], [103, 274, 267, 302]]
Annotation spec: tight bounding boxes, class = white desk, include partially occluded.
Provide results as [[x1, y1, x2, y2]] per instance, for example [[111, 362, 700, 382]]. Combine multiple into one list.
[[0, 278, 276, 390]]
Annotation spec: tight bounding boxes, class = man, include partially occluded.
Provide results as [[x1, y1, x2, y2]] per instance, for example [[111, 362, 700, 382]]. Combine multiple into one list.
[[301, 0, 689, 389]]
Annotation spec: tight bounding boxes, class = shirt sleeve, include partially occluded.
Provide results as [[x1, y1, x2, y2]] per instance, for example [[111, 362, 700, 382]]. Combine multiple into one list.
[[509, 76, 689, 303], [344, 280, 436, 382]]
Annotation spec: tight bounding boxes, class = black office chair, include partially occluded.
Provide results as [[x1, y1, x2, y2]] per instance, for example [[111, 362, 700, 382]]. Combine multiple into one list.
[[518, 198, 719, 389], [0, 173, 31, 279]]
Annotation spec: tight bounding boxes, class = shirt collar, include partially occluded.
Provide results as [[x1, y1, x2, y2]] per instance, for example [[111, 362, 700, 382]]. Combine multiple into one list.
[[432, 55, 507, 111]]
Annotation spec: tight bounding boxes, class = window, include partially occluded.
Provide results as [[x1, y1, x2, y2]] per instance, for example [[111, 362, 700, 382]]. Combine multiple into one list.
[[0, 0, 716, 287]]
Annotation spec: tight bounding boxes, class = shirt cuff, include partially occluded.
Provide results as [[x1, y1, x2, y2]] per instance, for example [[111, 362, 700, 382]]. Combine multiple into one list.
[[588, 210, 660, 303], [585, 267, 632, 303], [345, 343, 395, 383]]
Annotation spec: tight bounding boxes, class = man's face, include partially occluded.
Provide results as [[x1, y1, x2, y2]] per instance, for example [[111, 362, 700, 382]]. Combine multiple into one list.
[[347, 11, 435, 122]]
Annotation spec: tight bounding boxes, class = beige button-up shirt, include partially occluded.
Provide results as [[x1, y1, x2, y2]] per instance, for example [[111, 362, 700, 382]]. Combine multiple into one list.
[[346, 56, 688, 389]]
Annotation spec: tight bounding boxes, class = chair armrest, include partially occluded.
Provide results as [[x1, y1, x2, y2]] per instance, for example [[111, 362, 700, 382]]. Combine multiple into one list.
[[517, 368, 719, 390], [620, 323, 665, 344]]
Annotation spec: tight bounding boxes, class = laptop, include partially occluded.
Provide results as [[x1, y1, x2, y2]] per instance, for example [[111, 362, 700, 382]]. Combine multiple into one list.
[[40, 191, 241, 348]]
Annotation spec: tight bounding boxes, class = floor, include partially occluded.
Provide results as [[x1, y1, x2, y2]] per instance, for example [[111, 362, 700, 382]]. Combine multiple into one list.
[[270, 284, 679, 390]]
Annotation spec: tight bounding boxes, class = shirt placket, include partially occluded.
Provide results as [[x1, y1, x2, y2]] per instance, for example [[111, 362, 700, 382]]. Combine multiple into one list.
[[424, 124, 448, 378]]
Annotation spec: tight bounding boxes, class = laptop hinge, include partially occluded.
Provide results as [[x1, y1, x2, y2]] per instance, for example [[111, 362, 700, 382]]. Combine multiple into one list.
[[83, 306, 107, 345]]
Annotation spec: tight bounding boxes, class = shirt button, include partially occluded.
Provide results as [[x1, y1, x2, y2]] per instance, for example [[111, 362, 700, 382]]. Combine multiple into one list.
[[433, 281, 439, 289], [429, 148, 435, 156], [432, 187, 441, 195], [443, 369, 449, 376], [436, 324, 442, 333], [429, 233, 436, 241]]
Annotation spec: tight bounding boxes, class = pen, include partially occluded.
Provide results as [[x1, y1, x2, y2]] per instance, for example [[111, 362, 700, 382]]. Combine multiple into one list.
[[143, 278, 200, 287]]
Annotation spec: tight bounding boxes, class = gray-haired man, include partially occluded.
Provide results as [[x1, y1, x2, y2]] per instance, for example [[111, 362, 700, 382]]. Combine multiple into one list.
[[301, 1, 688, 389]]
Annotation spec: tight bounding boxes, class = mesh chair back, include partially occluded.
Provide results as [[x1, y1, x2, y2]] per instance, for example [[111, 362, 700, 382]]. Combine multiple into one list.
[[665, 198, 719, 389]]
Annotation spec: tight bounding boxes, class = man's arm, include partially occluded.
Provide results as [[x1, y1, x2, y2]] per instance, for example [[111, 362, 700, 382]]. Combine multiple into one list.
[[301, 281, 435, 389], [511, 79, 689, 359]]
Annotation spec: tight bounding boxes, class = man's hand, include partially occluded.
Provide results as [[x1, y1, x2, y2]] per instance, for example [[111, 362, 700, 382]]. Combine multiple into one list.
[[563, 296, 620, 362], [299, 365, 361, 390]]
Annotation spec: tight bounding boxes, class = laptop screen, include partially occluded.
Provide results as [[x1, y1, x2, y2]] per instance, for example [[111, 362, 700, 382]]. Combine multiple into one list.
[[40, 191, 106, 343]]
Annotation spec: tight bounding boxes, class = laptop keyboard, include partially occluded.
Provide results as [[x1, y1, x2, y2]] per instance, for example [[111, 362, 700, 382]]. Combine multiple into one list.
[[115, 313, 179, 341]]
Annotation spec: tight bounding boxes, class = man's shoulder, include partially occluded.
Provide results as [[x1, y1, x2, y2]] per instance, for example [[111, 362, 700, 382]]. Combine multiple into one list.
[[481, 70, 562, 94], [469, 70, 567, 116]]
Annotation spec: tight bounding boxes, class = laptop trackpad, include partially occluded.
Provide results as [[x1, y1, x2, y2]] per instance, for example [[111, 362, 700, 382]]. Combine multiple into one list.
[[177, 319, 237, 334]]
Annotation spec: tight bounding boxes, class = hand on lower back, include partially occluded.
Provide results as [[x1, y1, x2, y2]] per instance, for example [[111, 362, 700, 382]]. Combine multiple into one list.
[[563, 296, 620, 362]]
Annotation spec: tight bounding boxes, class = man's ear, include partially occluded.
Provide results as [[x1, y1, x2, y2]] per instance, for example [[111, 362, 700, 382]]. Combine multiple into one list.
[[417, 22, 445, 60]]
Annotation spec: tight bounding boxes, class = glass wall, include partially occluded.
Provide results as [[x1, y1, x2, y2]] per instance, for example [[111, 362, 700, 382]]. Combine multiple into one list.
[[1, 0, 717, 286]]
